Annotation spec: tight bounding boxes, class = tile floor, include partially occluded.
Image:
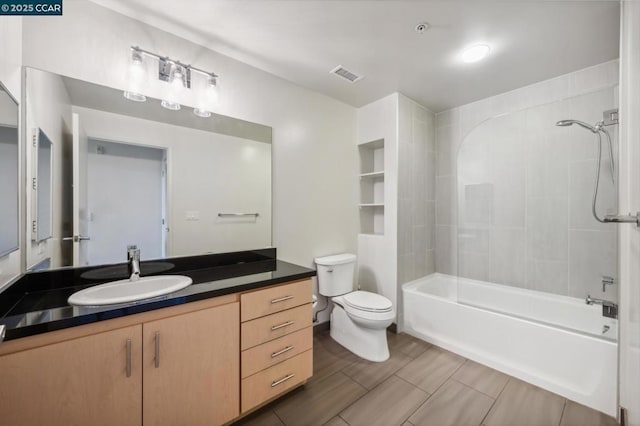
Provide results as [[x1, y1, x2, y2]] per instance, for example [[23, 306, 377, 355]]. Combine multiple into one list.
[[235, 331, 618, 426]]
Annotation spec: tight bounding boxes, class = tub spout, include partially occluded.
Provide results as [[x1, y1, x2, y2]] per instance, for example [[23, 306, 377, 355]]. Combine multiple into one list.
[[586, 294, 618, 319]]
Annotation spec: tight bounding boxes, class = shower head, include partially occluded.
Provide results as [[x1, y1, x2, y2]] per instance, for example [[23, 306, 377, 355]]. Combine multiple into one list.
[[556, 119, 600, 133]]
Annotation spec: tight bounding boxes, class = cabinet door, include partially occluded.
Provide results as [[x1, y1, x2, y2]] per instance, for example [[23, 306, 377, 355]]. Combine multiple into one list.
[[0, 325, 142, 426], [143, 302, 240, 426]]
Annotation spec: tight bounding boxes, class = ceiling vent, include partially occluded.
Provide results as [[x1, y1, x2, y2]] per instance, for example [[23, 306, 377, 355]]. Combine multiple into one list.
[[330, 65, 363, 83]]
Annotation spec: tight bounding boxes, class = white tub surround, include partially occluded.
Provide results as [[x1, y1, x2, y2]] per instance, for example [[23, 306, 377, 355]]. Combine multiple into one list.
[[403, 273, 617, 416]]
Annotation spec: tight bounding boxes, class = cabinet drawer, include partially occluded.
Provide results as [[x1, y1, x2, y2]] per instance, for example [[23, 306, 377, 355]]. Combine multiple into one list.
[[242, 327, 312, 378], [241, 350, 313, 413], [241, 304, 312, 350], [241, 279, 312, 322]]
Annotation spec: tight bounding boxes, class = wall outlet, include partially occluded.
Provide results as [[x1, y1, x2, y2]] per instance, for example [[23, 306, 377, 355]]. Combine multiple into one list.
[[185, 211, 200, 221]]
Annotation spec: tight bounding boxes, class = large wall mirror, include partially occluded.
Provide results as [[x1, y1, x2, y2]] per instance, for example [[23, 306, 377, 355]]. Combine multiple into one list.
[[0, 84, 19, 258], [24, 67, 272, 271]]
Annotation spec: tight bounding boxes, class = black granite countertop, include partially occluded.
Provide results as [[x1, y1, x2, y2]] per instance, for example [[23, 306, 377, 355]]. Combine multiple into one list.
[[0, 249, 316, 341]]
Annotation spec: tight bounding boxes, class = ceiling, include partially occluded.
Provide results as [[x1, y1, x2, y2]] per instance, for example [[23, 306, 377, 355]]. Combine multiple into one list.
[[90, 0, 620, 112]]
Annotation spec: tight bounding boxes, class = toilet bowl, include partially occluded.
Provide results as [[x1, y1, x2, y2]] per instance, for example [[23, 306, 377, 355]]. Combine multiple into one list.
[[315, 254, 395, 362]]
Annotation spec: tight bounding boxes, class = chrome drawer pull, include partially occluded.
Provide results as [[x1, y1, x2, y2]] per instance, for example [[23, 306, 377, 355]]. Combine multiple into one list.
[[271, 345, 294, 358], [271, 373, 295, 387], [271, 295, 294, 304], [125, 338, 132, 378], [271, 321, 294, 331]]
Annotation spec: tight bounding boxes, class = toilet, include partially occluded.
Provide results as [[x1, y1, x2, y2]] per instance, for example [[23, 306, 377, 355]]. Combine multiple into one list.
[[315, 253, 394, 362]]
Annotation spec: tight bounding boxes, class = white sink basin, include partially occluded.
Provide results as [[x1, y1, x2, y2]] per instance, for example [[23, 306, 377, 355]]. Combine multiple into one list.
[[68, 275, 193, 306]]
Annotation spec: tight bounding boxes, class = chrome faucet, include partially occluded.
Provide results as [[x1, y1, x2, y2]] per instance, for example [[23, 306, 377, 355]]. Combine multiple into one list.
[[127, 245, 141, 282], [586, 294, 618, 319]]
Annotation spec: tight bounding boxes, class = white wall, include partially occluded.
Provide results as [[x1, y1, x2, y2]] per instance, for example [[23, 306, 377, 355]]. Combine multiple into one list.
[[24, 69, 72, 270], [0, 17, 22, 289], [435, 60, 619, 301], [357, 93, 398, 316], [397, 94, 435, 329], [76, 106, 271, 259], [618, 2, 640, 424]]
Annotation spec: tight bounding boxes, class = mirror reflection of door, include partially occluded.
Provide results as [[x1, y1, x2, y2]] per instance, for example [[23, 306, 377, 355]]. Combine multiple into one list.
[[0, 125, 18, 257], [85, 138, 167, 266], [34, 129, 53, 243]]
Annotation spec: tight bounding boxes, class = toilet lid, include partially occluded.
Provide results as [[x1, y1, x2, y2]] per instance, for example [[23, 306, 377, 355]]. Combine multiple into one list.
[[343, 291, 393, 312]]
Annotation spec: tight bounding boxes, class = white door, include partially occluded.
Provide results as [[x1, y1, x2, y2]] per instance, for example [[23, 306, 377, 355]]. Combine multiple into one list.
[[72, 113, 90, 266]]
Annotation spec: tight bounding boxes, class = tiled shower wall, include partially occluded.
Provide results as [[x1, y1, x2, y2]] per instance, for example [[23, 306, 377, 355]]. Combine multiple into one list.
[[397, 94, 436, 286], [435, 60, 620, 301]]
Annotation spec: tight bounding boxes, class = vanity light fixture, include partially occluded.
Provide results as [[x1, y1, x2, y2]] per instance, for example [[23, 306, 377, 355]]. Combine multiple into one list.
[[123, 46, 220, 116], [461, 44, 491, 63]]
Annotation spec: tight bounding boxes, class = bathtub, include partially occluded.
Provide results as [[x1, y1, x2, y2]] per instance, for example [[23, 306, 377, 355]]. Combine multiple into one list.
[[402, 273, 618, 416]]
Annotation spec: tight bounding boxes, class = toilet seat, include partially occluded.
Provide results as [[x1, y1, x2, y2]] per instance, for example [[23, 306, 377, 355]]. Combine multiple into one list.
[[343, 291, 393, 313], [333, 291, 395, 322]]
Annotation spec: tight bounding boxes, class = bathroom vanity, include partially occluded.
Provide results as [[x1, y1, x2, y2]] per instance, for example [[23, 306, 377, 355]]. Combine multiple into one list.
[[0, 249, 315, 426]]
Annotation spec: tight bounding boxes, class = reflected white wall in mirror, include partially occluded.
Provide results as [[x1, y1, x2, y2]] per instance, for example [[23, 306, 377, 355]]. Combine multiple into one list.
[[24, 67, 272, 271], [33, 129, 53, 242], [0, 86, 19, 258]]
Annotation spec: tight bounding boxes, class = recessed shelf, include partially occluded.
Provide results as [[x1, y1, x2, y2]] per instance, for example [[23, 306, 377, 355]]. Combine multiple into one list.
[[359, 138, 385, 235]]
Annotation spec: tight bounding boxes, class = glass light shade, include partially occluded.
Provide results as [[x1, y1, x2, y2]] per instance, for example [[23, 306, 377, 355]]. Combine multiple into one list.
[[161, 63, 186, 111], [193, 76, 220, 118], [124, 49, 147, 102]]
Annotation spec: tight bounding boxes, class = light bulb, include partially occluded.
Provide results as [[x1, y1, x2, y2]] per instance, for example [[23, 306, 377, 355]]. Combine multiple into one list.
[[124, 48, 147, 102]]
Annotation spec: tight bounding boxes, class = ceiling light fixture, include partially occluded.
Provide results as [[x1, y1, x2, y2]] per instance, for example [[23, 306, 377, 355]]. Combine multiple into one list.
[[461, 44, 491, 63], [123, 46, 220, 116]]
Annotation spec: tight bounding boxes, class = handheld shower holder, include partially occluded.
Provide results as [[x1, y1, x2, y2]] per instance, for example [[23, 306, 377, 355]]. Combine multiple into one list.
[[603, 212, 640, 227]]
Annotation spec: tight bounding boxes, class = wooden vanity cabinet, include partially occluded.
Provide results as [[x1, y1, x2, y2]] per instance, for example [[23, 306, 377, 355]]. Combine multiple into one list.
[[143, 302, 239, 426], [0, 325, 143, 426], [0, 278, 313, 425], [239, 279, 314, 414]]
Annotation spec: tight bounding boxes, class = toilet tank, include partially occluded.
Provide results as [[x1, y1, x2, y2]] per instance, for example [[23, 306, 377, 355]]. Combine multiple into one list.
[[315, 253, 357, 297]]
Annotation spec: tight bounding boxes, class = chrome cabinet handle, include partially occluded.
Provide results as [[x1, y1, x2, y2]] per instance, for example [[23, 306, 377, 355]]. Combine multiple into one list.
[[271, 321, 294, 331], [271, 295, 294, 304], [154, 332, 160, 368], [271, 373, 295, 387], [126, 338, 132, 378], [271, 345, 294, 358], [62, 235, 91, 242]]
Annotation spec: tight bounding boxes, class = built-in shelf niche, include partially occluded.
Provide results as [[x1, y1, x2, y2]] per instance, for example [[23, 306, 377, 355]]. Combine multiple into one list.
[[359, 138, 385, 235]]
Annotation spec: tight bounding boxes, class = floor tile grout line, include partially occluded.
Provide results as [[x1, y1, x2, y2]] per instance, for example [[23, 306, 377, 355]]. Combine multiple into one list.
[[271, 408, 286, 426], [450, 377, 500, 401], [558, 399, 568, 426], [479, 376, 512, 426], [337, 414, 350, 426], [391, 372, 435, 424], [394, 356, 468, 425]]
